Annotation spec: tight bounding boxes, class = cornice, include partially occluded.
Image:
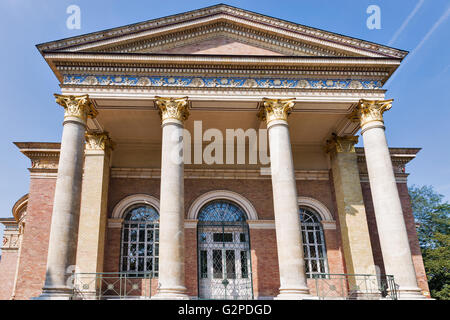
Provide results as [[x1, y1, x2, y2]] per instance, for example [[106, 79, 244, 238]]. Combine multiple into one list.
[[101, 22, 343, 57], [60, 85, 387, 100], [36, 4, 407, 59], [356, 147, 420, 176], [111, 168, 330, 180], [14, 142, 60, 173]]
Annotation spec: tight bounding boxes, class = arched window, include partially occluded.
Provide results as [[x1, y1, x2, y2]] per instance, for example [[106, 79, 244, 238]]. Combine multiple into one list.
[[198, 200, 247, 223], [300, 206, 328, 277], [120, 205, 159, 277]]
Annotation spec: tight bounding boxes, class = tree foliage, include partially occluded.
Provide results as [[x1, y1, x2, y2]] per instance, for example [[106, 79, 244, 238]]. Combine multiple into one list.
[[409, 185, 450, 300]]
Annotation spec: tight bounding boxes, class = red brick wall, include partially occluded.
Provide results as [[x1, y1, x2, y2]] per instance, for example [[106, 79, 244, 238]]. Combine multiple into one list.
[[14, 178, 56, 300], [361, 182, 429, 294], [185, 228, 198, 297], [250, 229, 279, 298], [103, 227, 121, 273], [106, 177, 346, 298], [0, 250, 19, 299]]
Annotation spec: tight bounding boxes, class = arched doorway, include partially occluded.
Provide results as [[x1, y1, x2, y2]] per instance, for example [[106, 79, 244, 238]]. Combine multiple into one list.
[[197, 200, 253, 299]]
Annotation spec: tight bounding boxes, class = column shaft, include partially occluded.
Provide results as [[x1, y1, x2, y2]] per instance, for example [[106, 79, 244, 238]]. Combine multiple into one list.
[[259, 98, 310, 299], [353, 99, 424, 299], [154, 97, 189, 299], [39, 94, 97, 299]]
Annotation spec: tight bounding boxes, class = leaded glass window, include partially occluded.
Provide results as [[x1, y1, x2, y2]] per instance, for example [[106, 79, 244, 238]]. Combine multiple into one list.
[[198, 200, 247, 223], [300, 206, 328, 277], [120, 205, 159, 277]]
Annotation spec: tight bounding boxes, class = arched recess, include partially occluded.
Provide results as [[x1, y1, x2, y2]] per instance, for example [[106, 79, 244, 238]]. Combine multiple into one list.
[[111, 194, 160, 219], [297, 196, 334, 221], [188, 190, 258, 220]]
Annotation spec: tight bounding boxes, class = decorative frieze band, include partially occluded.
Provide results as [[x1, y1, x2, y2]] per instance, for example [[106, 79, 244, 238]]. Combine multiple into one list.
[[63, 74, 383, 90]]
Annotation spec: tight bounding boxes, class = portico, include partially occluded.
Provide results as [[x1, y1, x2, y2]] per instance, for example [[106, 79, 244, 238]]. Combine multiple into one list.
[[0, 4, 430, 300]]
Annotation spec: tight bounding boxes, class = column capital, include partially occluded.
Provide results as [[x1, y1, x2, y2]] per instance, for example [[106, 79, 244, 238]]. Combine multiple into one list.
[[326, 134, 359, 154], [85, 132, 114, 151], [155, 96, 189, 124], [350, 99, 393, 128], [54, 94, 98, 125], [258, 98, 295, 126]]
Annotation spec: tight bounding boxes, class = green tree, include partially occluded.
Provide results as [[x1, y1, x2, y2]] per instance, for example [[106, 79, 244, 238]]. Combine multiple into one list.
[[409, 185, 450, 300]]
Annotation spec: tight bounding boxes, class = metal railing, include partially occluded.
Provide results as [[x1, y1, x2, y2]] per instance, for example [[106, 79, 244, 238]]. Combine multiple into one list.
[[72, 272, 154, 300], [311, 273, 398, 300]]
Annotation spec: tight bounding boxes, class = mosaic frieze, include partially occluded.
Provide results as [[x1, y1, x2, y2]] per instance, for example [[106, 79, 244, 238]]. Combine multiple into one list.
[[63, 74, 382, 90]]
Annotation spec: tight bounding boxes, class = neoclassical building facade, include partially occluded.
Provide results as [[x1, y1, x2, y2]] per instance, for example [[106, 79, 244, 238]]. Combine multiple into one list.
[[0, 4, 430, 300]]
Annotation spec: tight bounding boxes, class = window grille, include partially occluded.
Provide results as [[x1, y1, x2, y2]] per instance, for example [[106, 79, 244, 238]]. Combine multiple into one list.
[[300, 206, 329, 277], [120, 205, 159, 277]]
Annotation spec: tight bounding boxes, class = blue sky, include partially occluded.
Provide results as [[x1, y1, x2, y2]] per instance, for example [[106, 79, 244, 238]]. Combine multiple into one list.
[[0, 0, 449, 234]]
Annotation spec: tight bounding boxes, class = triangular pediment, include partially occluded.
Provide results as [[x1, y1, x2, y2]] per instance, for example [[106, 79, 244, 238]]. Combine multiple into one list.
[[37, 4, 407, 59], [139, 36, 283, 56]]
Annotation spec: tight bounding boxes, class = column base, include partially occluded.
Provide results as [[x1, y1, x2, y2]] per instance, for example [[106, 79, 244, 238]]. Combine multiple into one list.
[[152, 287, 190, 300], [397, 287, 428, 300], [275, 288, 315, 300], [34, 287, 73, 300]]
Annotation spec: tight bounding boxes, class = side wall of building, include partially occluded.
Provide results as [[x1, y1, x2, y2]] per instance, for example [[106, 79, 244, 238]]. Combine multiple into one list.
[[13, 178, 56, 300], [0, 250, 19, 299]]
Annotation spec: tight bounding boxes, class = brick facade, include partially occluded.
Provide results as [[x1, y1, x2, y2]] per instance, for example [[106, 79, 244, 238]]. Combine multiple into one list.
[[2, 174, 429, 299], [13, 177, 56, 300], [0, 250, 18, 299]]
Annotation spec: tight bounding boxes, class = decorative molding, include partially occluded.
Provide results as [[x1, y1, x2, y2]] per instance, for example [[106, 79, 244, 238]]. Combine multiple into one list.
[[110, 168, 330, 180], [187, 190, 258, 220], [103, 22, 343, 57], [12, 194, 28, 223], [111, 194, 160, 219], [63, 74, 383, 90], [297, 196, 334, 221], [61, 85, 387, 101], [37, 5, 407, 59], [355, 147, 420, 180], [247, 220, 275, 229], [184, 219, 198, 228], [107, 218, 124, 229], [321, 221, 337, 230]]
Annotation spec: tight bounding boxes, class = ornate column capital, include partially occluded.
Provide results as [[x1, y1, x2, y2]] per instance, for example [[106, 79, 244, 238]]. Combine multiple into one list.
[[326, 134, 359, 153], [350, 99, 393, 128], [85, 132, 114, 151], [155, 96, 189, 124], [258, 98, 295, 125], [54, 94, 98, 125]]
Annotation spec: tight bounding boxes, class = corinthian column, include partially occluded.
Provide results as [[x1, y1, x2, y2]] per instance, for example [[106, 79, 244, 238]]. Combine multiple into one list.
[[154, 97, 189, 299], [351, 99, 425, 299], [39, 94, 98, 299], [258, 98, 311, 300]]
